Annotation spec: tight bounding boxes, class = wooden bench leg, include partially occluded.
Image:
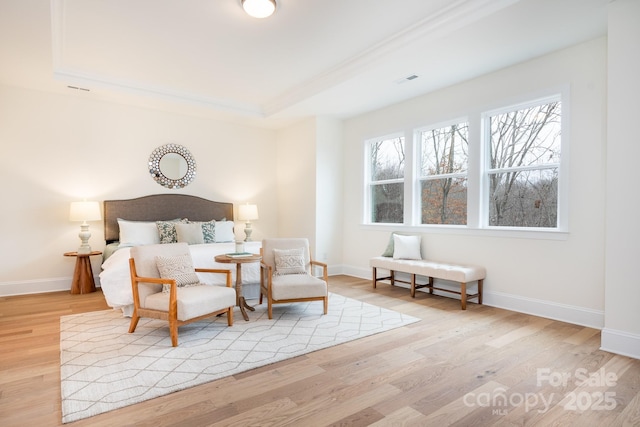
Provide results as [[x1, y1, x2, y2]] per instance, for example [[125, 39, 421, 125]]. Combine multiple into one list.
[[390, 270, 395, 286], [478, 279, 483, 304], [461, 282, 467, 310], [428, 276, 434, 294], [411, 274, 416, 298], [372, 267, 377, 289]]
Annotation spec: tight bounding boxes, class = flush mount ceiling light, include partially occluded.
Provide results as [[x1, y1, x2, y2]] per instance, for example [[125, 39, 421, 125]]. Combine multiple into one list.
[[242, 0, 276, 19]]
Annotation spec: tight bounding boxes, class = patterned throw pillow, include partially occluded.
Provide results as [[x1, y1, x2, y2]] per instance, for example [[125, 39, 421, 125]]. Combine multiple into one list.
[[156, 219, 188, 244], [155, 254, 201, 293], [200, 221, 216, 243], [273, 247, 307, 275]]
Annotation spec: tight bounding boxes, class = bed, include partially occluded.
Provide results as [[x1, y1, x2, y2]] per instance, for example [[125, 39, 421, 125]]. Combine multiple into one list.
[[98, 194, 261, 316]]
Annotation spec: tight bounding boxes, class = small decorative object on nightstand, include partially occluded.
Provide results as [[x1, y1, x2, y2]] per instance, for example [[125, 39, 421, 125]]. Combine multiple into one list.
[[64, 251, 102, 294], [238, 203, 259, 242], [69, 200, 102, 254]]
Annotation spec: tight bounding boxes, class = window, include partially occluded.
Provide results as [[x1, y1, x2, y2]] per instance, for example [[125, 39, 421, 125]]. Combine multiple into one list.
[[485, 99, 561, 228], [418, 122, 468, 225], [366, 135, 405, 223], [363, 92, 565, 235]]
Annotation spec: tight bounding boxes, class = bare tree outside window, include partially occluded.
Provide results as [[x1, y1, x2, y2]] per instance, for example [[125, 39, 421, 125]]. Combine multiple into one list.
[[369, 137, 405, 223], [488, 100, 561, 227], [420, 123, 468, 224]]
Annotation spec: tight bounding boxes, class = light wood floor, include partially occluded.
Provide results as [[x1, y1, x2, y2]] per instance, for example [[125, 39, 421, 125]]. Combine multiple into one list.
[[1, 276, 639, 426]]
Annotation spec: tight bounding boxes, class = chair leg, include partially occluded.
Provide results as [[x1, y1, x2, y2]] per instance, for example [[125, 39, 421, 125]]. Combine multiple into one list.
[[323, 296, 328, 314], [170, 319, 179, 347], [128, 313, 140, 333], [268, 300, 273, 319], [227, 307, 234, 326]]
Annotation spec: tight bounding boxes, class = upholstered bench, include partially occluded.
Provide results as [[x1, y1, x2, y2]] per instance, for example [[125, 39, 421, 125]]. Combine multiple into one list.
[[370, 256, 485, 310]]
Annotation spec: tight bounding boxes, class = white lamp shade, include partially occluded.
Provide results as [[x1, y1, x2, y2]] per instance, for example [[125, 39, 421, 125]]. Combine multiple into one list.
[[69, 201, 102, 222], [242, 0, 276, 18], [238, 204, 259, 221]]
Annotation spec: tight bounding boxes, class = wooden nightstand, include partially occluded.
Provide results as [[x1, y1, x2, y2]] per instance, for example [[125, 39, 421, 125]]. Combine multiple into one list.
[[64, 251, 102, 294], [214, 253, 262, 321]]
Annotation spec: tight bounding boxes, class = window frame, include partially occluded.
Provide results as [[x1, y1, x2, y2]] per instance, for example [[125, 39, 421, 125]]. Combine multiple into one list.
[[362, 87, 569, 240], [415, 118, 470, 227], [480, 94, 567, 232], [363, 133, 406, 225]]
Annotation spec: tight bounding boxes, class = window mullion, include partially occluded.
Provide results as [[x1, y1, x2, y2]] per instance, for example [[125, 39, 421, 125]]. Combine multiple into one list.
[[405, 130, 416, 225], [467, 112, 482, 228]]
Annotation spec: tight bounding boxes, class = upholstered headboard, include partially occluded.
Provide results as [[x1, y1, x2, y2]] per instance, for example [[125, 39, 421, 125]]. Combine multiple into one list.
[[103, 194, 234, 244]]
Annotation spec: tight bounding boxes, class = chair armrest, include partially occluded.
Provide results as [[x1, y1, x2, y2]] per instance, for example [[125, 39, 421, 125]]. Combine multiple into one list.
[[260, 261, 272, 273], [195, 268, 232, 274], [260, 261, 272, 289], [195, 268, 232, 287], [132, 275, 175, 285], [310, 260, 328, 281]]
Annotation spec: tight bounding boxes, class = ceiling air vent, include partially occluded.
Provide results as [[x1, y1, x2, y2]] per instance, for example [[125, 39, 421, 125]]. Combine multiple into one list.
[[67, 85, 90, 92], [395, 74, 419, 84]]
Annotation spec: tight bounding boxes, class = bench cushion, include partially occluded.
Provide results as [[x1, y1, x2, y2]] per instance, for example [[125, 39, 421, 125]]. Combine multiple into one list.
[[370, 256, 485, 283]]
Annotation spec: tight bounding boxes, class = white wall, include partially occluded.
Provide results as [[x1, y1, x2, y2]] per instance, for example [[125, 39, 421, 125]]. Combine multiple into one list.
[[603, 0, 640, 359], [315, 117, 343, 267], [341, 38, 608, 328], [275, 118, 317, 245], [0, 84, 278, 295], [274, 117, 344, 267]]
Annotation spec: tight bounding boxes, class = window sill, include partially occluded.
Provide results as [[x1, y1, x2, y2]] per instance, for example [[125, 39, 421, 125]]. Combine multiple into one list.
[[360, 223, 569, 241]]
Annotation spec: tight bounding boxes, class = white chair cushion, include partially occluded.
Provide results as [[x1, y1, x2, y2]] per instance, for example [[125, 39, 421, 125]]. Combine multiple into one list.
[[144, 285, 236, 321], [261, 238, 311, 271], [131, 242, 194, 303], [271, 274, 327, 301]]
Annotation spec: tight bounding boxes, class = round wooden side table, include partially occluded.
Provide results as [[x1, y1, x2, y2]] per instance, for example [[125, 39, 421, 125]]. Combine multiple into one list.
[[214, 254, 262, 321], [64, 251, 102, 294]]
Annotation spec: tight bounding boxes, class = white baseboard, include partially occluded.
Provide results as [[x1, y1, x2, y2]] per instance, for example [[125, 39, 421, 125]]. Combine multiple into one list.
[[340, 264, 604, 329], [483, 290, 604, 329], [601, 328, 640, 360], [0, 277, 102, 296], [0, 277, 72, 296]]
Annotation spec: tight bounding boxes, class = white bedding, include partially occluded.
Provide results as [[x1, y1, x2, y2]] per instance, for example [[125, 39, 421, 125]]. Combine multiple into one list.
[[99, 241, 262, 314]]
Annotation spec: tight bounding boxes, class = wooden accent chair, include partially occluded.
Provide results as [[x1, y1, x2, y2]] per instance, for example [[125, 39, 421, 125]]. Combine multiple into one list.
[[128, 243, 235, 346], [259, 238, 328, 319]]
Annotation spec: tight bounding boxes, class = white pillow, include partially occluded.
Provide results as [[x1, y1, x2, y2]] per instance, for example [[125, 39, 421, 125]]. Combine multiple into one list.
[[175, 223, 205, 245], [273, 247, 307, 275], [214, 220, 235, 242], [118, 219, 160, 247], [393, 234, 422, 260]]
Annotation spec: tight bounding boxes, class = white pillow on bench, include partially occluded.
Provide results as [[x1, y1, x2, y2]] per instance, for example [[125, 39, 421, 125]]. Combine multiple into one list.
[[393, 234, 422, 260]]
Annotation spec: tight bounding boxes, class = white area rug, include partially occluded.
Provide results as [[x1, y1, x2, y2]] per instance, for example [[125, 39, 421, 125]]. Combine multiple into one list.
[[60, 293, 419, 423]]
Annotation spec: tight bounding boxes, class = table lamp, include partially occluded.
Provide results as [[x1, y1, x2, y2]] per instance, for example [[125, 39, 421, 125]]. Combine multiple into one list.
[[69, 201, 102, 254], [238, 203, 259, 242]]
